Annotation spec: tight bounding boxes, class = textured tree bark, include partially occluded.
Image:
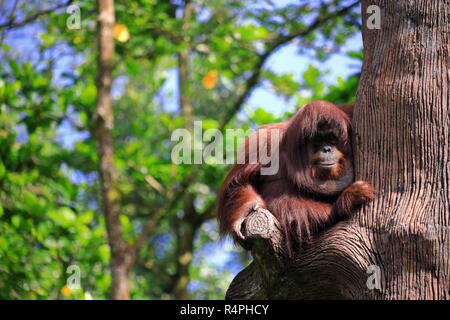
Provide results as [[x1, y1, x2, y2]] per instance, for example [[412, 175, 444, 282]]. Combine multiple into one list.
[[226, 0, 449, 299], [95, 0, 132, 300]]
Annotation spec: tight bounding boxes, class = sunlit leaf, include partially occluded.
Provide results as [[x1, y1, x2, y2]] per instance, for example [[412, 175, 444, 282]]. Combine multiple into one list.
[[114, 24, 130, 42], [61, 285, 72, 297], [202, 70, 218, 89]]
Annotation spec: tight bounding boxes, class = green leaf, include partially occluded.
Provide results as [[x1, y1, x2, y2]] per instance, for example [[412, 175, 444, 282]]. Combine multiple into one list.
[[32, 76, 50, 90], [98, 244, 111, 261], [125, 60, 140, 76], [11, 215, 21, 228], [303, 64, 320, 87], [348, 50, 363, 60], [80, 82, 97, 106], [0, 160, 5, 179], [77, 210, 94, 224], [253, 107, 277, 125], [9, 60, 20, 75], [48, 207, 76, 227], [237, 25, 268, 41]]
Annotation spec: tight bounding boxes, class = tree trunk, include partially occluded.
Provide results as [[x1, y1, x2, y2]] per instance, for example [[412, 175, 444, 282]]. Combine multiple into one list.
[[172, 1, 196, 298], [352, 0, 450, 299], [95, 0, 132, 300], [173, 220, 195, 299], [226, 0, 449, 299], [177, 0, 194, 130], [178, 51, 193, 130]]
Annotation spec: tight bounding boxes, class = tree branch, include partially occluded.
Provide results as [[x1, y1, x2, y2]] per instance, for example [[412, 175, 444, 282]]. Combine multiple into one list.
[[140, 258, 174, 284], [194, 199, 216, 226], [0, 0, 18, 41], [225, 207, 374, 299], [132, 170, 197, 252], [0, 0, 74, 30], [226, 208, 287, 299], [148, 26, 181, 44]]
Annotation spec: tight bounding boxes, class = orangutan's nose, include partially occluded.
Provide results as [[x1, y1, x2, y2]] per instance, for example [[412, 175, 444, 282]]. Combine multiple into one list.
[[322, 146, 332, 153]]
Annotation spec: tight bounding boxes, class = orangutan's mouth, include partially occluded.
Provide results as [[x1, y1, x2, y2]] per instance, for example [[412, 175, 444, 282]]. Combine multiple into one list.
[[317, 162, 336, 169]]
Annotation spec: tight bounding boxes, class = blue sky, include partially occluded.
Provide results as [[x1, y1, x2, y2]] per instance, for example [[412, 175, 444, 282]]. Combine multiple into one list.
[[248, 34, 362, 116]]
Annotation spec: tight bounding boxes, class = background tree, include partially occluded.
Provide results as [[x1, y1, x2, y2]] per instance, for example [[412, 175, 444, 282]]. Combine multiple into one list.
[[226, 0, 449, 299]]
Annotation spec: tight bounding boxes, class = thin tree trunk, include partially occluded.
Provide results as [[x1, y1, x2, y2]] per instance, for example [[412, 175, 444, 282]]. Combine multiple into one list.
[[177, 1, 194, 130], [226, 0, 449, 299], [172, 1, 196, 298], [95, 0, 132, 300], [178, 51, 193, 129], [173, 220, 195, 299]]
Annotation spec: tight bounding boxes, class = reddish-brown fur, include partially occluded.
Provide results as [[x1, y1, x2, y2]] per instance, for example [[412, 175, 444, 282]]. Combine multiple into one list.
[[217, 100, 375, 256]]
